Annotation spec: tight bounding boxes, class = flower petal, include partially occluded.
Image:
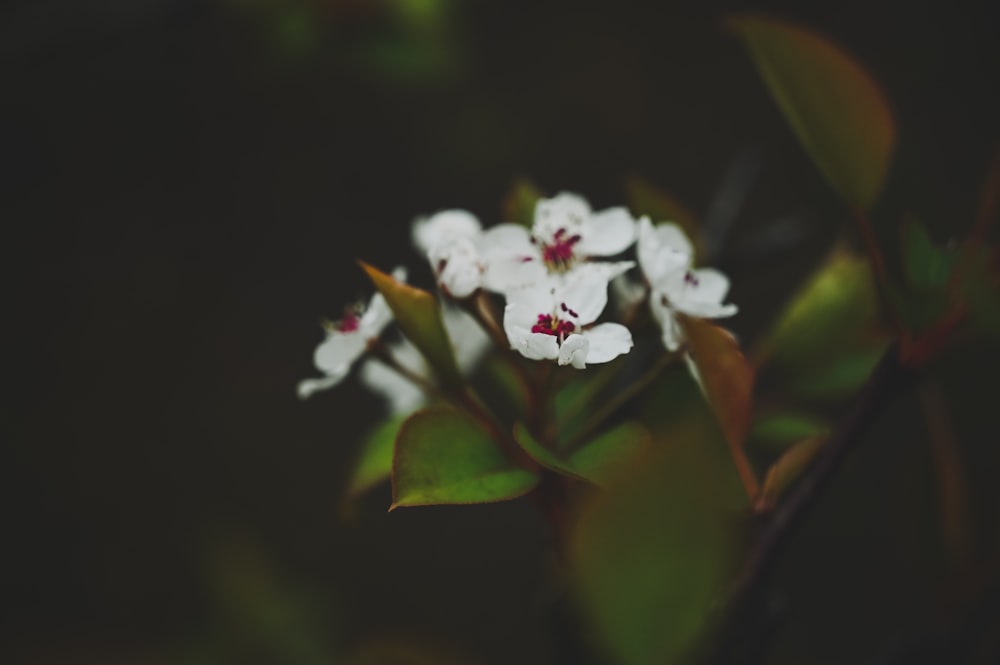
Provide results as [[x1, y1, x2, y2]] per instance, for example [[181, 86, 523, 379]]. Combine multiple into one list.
[[296, 373, 346, 400], [412, 210, 481, 253], [649, 293, 683, 351], [637, 217, 692, 285], [429, 237, 482, 298], [534, 192, 590, 243], [558, 334, 590, 369], [510, 326, 560, 361], [577, 207, 637, 256], [556, 271, 610, 326], [582, 323, 634, 364], [360, 355, 427, 415], [313, 331, 368, 374], [673, 268, 738, 319]]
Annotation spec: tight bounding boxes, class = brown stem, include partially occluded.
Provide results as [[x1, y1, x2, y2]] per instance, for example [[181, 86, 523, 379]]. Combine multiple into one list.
[[853, 207, 904, 335], [705, 344, 919, 664]]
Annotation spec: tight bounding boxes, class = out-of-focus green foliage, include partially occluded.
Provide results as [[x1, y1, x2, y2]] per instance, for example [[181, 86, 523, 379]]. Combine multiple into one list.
[[571, 413, 748, 665], [759, 249, 886, 374], [750, 411, 830, 451], [346, 416, 407, 497], [512, 420, 650, 488], [391, 406, 539, 508], [503, 178, 544, 228], [726, 15, 896, 210], [362, 262, 463, 389], [755, 435, 826, 512]]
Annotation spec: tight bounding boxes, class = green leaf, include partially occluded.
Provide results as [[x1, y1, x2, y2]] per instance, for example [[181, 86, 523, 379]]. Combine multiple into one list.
[[512, 421, 650, 487], [503, 177, 544, 227], [726, 15, 895, 209], [759, 249, 884, 369], [391, 407, 539, 509], [571, 415, 748, 665], [902, 219, 958, 293], [346, 417, 407, 498], [679, 316, 755, 454], [755, 435, 826, 512], [361, 262, 462, 388], [625, 176, 705, 260], [750, 411, 830, 450], [788, 345, 886, 400]]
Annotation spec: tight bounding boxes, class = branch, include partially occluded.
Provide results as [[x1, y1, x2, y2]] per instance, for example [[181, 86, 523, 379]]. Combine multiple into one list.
[[706, 343, 918, 664]]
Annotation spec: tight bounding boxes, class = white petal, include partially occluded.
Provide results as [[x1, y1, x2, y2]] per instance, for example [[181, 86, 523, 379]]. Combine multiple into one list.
[[558, 334, 590, 369], [533, 192, 590, 243], [610, 273, 647, 314], [361, 266, 404, 333], [684, 351, 706, 395], [638, 217, 692, 285], [577, 207, 637, 256], [479, 223, 535, 255], [582, 323, 634, 364], [649, 293, 683, 351], [296, 374, 346, 399], [313, 332, 368, 374], [672, 268, 738, 320], [441, 306, 491, 374], [508, 325, 560, 361], [482, 254, 547, 294], [556, 271, 609, 326], [429, 237, 483, 298], [412, 210, 481, 253], [571, 260, 636, 284], [360, 356, 427, 415]]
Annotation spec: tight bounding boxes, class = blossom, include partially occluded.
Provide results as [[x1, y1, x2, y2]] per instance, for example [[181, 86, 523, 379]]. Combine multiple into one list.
[[637, 218, 737, 351], [359, 306, 491, 414], [412, 210, 540, 298], [503, 272, 633, 368], [480, 192, 638, 292], [297, 267, 405, 399]]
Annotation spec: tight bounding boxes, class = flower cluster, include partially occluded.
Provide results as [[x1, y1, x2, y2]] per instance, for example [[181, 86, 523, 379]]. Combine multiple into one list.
[[298, 191, 737, 404]]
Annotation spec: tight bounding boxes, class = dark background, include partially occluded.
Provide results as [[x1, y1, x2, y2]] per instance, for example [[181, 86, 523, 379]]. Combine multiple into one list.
[[3, 1, 999, 663]]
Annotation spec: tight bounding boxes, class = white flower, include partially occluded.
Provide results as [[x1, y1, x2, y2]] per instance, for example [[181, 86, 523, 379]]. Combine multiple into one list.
[[475, 192, 638, 293], [637, 218, 737, 351], [412, 210, 543, 298], [297, 267, 406, 399], [359, 306, 491, 414], [503, 272, 633, 368]]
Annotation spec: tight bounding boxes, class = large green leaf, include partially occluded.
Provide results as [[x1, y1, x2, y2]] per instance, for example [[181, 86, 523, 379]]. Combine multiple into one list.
[[571, 415, 748, 665], [512, 421, 650, 487], [361, 262, 462, 389], [726, 15, 895, 209], [759, 249, 884, 369], [346, 417, 407, 498], [391, 407, 539, 509]]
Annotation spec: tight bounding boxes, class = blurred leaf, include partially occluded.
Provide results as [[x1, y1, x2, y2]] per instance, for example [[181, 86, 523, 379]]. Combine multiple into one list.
[[571, 415, 748, 665], [625, 176, 705, 260], [902, 219, 958, 293], [726, 15, 895, 209], [755, 435, 826, 512], [788, 345, 886, 399], [750, 411, 829, 450], [347, 637, 476, 665], [361, 262, 462, 389], [512, 421, 650, 487], [346, 417, 407, 498], [760, 249, 884, 369], [391, 407, 539, 509], [504, 178, 544, 227], [679, 316, 755, 454]]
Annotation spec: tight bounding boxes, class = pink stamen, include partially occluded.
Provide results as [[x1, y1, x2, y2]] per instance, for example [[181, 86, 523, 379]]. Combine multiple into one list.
[[531, 313, 576, 338], [338, 310, 361, 332], [684, 271, 700, 287], [540, 227, 582, 268]]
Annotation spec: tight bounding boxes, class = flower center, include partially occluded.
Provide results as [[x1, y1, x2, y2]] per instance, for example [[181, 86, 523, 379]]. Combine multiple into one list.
[[684, 271, 700, 287], [531, 302, 579, 341], [538, 227, 582, 271], [333, 306, 362, 332]]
